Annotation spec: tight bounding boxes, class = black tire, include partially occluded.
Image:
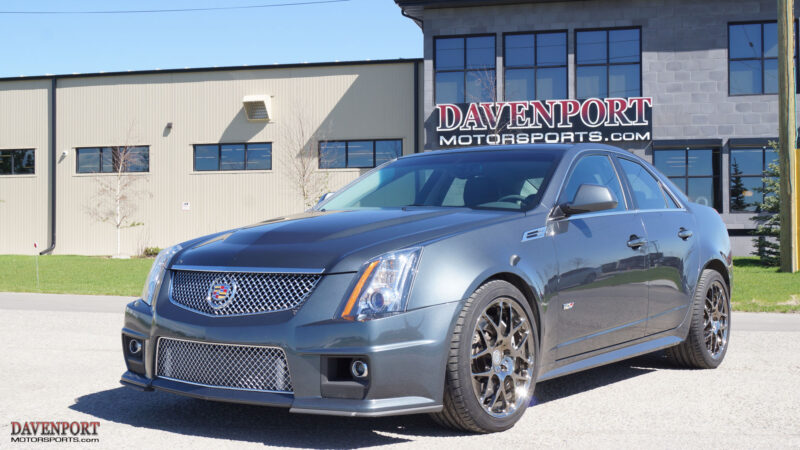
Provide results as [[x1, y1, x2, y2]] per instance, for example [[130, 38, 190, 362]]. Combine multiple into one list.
[[430, 280, 538, 433], [666, 269, 731, 369]]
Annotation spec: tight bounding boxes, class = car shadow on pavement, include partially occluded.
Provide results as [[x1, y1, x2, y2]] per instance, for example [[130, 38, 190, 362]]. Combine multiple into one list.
[[70, 354, 675, 447], [532, 352, 673, 405]]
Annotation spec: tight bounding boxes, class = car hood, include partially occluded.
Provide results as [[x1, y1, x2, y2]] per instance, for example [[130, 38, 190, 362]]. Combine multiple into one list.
[[172, 208, 518, 273]]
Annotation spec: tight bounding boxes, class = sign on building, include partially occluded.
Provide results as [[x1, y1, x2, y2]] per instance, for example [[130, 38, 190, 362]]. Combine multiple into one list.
[[435, 97, 653, 147]]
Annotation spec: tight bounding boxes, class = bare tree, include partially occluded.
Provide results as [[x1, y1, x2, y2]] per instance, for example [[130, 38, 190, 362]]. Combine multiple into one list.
[[86, 143, 149, 257], [281, 109, 333, 210], [467, 69, 509, 138]]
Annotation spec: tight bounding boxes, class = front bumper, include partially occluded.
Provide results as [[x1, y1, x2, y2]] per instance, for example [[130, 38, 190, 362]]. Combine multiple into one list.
[[120, 272, 461, 417]]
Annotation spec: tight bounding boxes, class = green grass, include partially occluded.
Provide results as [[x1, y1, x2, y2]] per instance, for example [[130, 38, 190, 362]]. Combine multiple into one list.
[[731, 257, 800, 313], [0, 255, 797, 312], [0, 255, 152, 296]]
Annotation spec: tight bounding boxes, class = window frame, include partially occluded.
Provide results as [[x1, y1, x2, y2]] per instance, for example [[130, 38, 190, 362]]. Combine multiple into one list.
[[728, 141, 778, 213], [727, 20, 799, 96], [318, 139, 403, 169], [557, 151, 631, 214], [502, 30, 569, 101], [0, 148, 35, 175], [652, 145, 721, 212], [615, 155, 681, 211], [192, 142, 272, 172], [75, 146, 150, 174], [433, 33, 497, 104], [574, 26, 642, 99]]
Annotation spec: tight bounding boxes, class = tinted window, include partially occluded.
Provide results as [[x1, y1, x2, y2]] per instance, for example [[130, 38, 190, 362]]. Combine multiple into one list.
[[77, 146, 150, 173], [375, 140, 402, 165], [347, 141, 374, 168], [193, 143, 272, 171], [76, 148, 100, 173], [321, 150, 560, 212], [619, 159, 667, 210], [319, 139, 402, 169], [319, 142, 346, 169], [435, 35, 496, 103], [245, 143, 271, 170], [561, 154, 625, 212], [576, 28, 641, 98], [0, 149, 35, 175], [728, 22, 797, 95], [194, 145, 219, 171], [730, 146, 778, 212], [653, 147, 720, 211], [504, 31, 567, 100]]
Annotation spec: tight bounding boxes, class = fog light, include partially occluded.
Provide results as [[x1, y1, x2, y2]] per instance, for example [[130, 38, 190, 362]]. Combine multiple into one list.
[[128, 339, 142, 355], [351, 359, 368, 379]]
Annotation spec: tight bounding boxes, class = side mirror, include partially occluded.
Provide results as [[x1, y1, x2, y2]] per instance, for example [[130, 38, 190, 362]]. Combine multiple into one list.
[[316, 192, 334, 207], [556, 184, 618, 217]]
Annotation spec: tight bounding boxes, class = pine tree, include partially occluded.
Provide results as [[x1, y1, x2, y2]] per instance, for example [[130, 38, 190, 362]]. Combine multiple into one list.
[[729, 159, 747, 211], [750, 143, 781, 266]]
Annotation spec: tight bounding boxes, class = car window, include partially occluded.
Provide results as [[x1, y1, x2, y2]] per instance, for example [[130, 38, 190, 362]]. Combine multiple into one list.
[[321, 150, 561, 212], [560, 154, 625, 211], [664, 189, 680, 209], [618, 158, 668, 210], [442, 177, 466, 206]]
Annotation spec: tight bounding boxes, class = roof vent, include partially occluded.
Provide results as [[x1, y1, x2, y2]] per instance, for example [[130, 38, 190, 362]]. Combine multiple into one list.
[[242, 95, 272, 122]]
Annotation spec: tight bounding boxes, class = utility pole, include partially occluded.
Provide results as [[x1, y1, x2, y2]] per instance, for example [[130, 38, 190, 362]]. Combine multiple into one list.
[[777, 0, 799, 272]]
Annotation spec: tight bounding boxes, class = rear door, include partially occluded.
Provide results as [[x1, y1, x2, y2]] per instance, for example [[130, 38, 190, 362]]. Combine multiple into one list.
[[615, 157, 699, 335], [552, 153, 649, 359]]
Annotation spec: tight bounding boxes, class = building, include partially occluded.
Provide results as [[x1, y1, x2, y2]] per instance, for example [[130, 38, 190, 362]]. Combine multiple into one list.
[[396, 0, 797, 255], [0, 60, 422, 255], [0, 0, 794, 256]]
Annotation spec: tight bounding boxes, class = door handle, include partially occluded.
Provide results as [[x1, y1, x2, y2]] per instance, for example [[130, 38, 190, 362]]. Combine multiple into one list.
[[627, 236, 647, 249], [678, 228, 693, 240]]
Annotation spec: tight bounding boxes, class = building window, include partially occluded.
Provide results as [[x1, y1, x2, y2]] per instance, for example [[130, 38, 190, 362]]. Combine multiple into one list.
[[729, 146, 778, 212], [575, 27, 641, 98], [435, 35, 496, 104], [193, 143, 271, 171], [504, 31, 567, 100], [76, 146, 149, 173], [653, 147, 721, 211], [728, 22, 798, 95], [0, 149, 35, 175], [319, 139, 402, 169]]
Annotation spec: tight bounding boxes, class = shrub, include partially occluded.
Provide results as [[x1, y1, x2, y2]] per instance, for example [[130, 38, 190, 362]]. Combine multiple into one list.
[[142, 247, 161, 258]]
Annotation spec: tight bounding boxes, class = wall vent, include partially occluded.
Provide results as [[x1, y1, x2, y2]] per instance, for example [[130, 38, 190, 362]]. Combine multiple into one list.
[[242, 95, 272, 122]]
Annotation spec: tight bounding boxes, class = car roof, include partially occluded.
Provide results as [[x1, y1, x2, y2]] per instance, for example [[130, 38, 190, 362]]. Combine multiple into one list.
[[400, 143, 630, 160]]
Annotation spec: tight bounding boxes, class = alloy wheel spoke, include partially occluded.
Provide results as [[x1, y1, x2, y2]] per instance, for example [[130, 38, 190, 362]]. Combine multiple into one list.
[[471, 298, 535, 418]]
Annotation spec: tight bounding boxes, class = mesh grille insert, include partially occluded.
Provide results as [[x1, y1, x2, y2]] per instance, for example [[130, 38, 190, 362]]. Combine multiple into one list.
[[169, 270, 321, 316], [156, 338, 292, 393]]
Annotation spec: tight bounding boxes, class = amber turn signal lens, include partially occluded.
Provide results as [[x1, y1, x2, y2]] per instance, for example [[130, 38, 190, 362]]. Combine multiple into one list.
[[341, 260, 379, 319]]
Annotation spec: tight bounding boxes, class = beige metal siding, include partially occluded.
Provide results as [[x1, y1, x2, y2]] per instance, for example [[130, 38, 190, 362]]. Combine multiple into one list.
[[0, 80, 50, 255], [48, 62, 417, 255]]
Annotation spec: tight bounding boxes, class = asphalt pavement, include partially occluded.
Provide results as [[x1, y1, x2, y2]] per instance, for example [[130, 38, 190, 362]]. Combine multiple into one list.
[[1, 292, 798, 449]]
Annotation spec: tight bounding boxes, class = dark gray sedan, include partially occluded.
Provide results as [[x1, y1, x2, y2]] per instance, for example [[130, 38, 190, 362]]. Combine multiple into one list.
[[121, 144, 732, 433]]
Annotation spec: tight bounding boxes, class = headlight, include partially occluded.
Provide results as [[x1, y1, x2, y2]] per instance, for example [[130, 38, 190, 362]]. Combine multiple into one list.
[[340, 247, 421, 321], [141, 244, 182, 306]]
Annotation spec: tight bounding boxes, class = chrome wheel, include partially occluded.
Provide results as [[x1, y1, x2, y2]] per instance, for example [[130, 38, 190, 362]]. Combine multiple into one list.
[[470, 298, 535, 418], [704, 280, 729, 359]]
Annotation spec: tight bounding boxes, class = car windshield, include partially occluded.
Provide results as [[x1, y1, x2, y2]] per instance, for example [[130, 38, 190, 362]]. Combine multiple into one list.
[[319, 149, 561, 212]]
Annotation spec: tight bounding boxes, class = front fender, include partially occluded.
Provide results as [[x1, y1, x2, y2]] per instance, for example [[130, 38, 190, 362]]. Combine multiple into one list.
[[405, 215, 558, 335]]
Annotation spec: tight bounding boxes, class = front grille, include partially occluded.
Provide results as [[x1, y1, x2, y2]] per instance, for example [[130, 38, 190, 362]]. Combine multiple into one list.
[[156, 338, 293, 393], [169, 269, 321, 316]]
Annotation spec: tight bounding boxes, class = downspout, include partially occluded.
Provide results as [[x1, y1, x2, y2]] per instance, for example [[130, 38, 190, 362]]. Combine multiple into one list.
[[414, 60, 420, 153], [40, 77, 56, 255]]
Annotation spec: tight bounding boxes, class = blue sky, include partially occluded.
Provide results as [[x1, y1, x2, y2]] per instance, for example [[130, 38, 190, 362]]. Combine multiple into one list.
[[0, 0, 422, 77]]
